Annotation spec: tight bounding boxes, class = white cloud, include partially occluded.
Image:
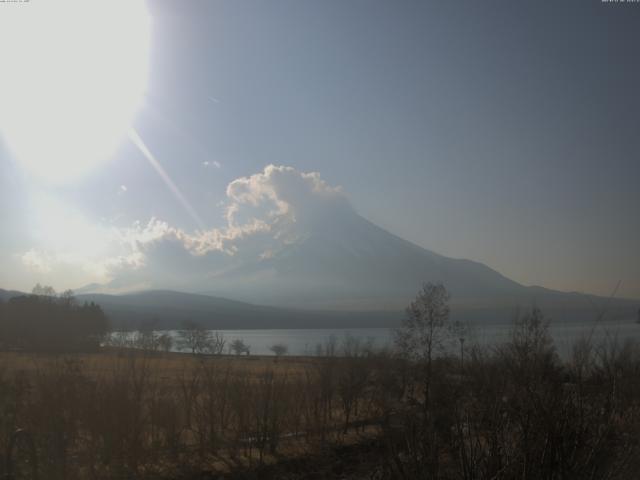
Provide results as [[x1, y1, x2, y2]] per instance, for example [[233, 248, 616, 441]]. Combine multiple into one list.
[[19, 165, 350, 291], [21, 249, 53, 274], [203, 160, 221, 168], [225, 164, 347, 227]]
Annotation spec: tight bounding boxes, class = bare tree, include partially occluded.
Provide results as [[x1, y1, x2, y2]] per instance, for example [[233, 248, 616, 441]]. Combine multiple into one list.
[[177, 320, 211, 355], [393, 282, 454, 477], [341, 333, 375, 358], [230, 338, 249, 356], [107, 330, 132, 349], [134, 330, 159, 352], [270, 343, 288, 361], [394, 282, 453, 365], [157, 333, 173, 353], [205, 331, 226, 355], [32, 283, 56, 297], [315, 334, 338, 357], [59, 289, 77, 307]]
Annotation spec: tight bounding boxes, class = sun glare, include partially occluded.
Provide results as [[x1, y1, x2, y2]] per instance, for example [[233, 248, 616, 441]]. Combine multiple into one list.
[[0, 0, 150, 184]]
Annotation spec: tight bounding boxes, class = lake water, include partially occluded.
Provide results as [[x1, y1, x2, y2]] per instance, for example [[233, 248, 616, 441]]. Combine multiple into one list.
[[153, 318, 640, 357]]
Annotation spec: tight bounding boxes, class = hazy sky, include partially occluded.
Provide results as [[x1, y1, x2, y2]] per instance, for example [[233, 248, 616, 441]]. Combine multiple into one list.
[[0, 0, 638, 299]]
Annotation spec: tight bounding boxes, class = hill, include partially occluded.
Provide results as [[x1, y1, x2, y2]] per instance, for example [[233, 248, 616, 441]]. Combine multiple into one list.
[[0, 288, 398, 330]]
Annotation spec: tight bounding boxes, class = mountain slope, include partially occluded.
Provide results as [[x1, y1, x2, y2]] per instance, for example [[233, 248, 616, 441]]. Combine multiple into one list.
[[16, 201, 635, 326], [0, 288, 24, 302], [70, 203, 639, 324], [197, 209, 623, 312], [76, 290, 398, 329]]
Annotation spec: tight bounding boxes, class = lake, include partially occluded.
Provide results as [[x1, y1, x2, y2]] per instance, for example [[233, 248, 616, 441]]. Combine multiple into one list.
[[153, 318, 640, 357]]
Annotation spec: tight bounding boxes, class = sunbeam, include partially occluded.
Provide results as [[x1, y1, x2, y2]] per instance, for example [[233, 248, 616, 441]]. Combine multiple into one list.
[[128, 128, 206, 230]]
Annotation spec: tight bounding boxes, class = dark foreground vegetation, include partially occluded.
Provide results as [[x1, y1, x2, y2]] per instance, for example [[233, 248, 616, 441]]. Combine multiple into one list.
[[0, 283, 639, 479], [0, 285, 108, 352]]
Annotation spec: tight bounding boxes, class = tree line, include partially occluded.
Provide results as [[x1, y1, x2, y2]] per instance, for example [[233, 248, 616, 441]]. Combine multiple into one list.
[[0, 284, 109, 352]]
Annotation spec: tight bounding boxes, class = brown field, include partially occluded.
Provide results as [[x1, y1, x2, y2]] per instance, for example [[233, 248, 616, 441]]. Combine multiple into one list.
[[0, 346, 387, 479], [0, 348, 315, 380], [2, 319, 640, 479]]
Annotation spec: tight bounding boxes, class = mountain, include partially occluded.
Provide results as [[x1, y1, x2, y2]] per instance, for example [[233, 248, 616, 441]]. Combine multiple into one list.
[[199, 208, 519, 307], [194, 208, 638, 323], [69, 204, 639, 326], [11, 198, 636, 328], [0, 288, 398, 330], [0, 288, 24, 303], [77, 290, 399, 329]]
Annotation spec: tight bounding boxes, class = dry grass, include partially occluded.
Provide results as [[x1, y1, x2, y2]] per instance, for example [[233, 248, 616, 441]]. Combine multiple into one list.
[[0, 348, 315, 380], [3, 320, 636, 480], [0, 347, 376, 479]]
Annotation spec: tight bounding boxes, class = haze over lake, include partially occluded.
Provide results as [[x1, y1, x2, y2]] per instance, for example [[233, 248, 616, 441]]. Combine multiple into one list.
[[146, 319, 640, 357]]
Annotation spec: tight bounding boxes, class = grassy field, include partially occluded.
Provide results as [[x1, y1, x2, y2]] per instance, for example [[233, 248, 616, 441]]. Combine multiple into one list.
[[0, 347, 386, 479], [0, 348, 316, 380], [2, 317, 640, 480]]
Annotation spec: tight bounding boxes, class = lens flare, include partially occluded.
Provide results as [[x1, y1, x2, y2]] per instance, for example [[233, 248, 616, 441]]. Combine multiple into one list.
[[128, 128, 206, 230], [0, 0, 151, 184]]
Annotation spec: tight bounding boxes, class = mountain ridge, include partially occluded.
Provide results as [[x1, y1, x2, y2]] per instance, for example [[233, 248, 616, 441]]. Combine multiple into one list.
[[4, 206, 637, 327], [0, 288, 400, 330]]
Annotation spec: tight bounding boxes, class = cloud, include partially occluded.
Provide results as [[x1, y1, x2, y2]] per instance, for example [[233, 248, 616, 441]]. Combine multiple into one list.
[[21, 249, 53, 274], [19, 165, 350, 291], [160, 164, 349, 258], [225, 164, 348, 232], [115, 165, 349, 281], [203, 160, 221, 168]]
